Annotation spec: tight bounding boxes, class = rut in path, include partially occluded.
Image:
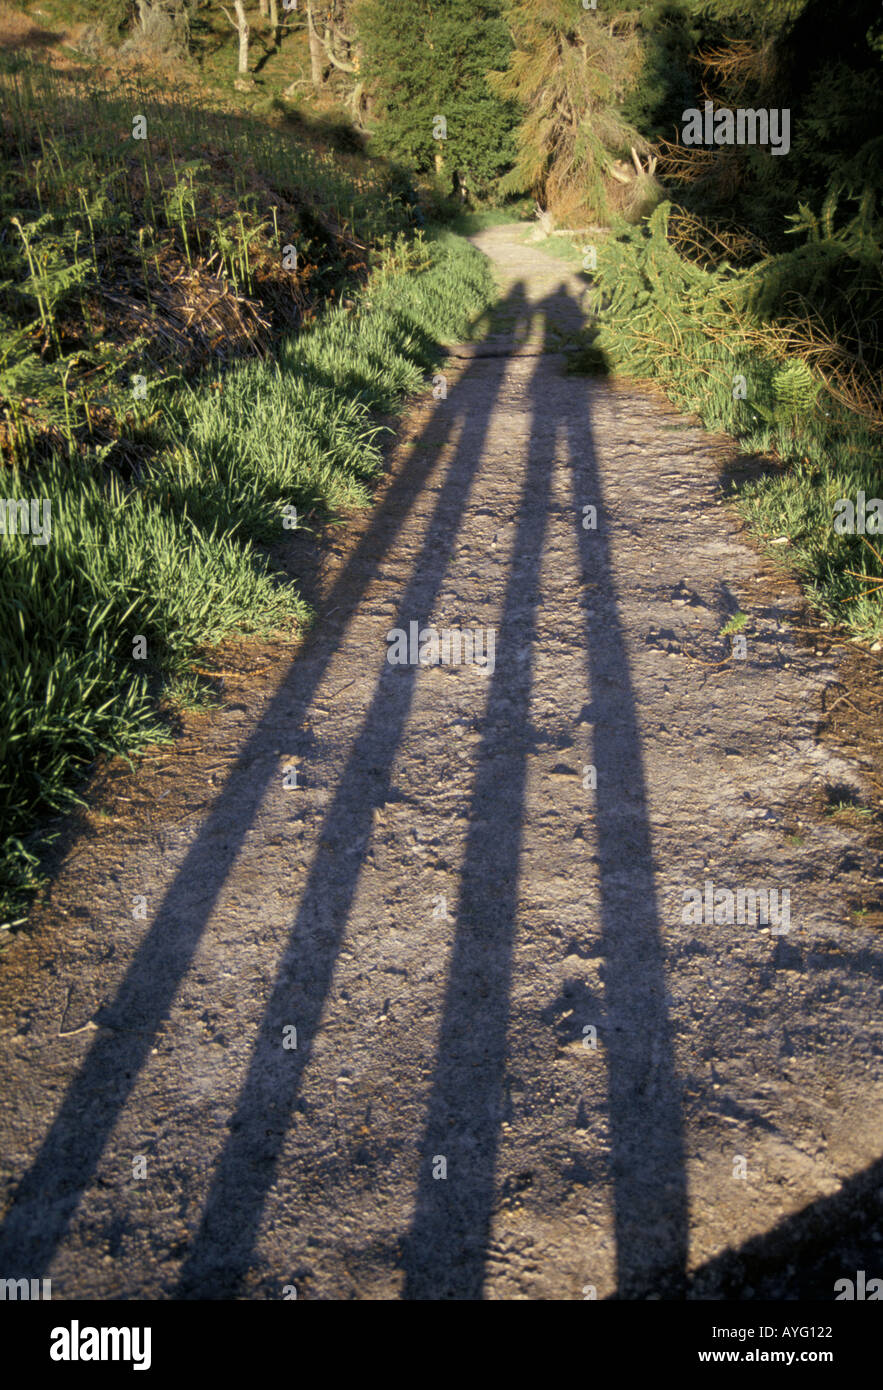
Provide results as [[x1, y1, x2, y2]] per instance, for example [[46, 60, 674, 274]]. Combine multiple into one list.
[[0, 225, 881, 1300]]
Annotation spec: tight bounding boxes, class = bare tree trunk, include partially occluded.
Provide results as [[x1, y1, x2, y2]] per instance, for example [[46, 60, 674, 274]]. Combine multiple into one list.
[[306, 0, 325, 90], [220, 3, 251, 74], [231, 0, 249, 74], [348, 79, 365, 128], [259, 0, 269, 17], [269, 0, 279, 46]]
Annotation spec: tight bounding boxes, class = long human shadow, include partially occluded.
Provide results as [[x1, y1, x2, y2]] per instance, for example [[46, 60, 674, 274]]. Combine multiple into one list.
[[565, 350, 688, 1296], [0, 280, 529, 1284], [402, 285, 687, 1298], [400, 301, 556, 1299]]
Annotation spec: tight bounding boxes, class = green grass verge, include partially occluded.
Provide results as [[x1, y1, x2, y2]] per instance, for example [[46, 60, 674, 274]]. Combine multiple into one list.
[[519, 228, 589, 269], [0, 229, 496, 930], [440, 206, 529, 237], [587, 201, 883, 644]]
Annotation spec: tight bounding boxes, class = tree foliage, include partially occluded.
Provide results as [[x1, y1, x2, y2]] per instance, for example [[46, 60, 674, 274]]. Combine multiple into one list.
[[356, 0, 518, 197], [634, 0, 883, 248]]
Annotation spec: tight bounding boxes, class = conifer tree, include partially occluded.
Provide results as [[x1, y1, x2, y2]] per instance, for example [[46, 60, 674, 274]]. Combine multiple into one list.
[[488, 0, 651, 223], [356, 0, 517, 198]]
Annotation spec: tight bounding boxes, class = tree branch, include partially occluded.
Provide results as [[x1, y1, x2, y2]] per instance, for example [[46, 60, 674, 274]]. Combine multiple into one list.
[[320, 26, 357, 72]]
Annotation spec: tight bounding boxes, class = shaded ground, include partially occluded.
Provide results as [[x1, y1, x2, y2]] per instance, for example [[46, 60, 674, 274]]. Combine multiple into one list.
[[0, 224, 881, 1300]]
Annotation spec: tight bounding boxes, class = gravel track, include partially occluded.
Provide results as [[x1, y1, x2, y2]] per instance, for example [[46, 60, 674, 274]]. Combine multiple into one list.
[[1, 224, 881, 1300]]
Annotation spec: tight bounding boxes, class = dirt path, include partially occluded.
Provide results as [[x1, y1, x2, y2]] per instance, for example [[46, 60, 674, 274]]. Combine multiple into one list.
[[1, 224, 881, 1300]]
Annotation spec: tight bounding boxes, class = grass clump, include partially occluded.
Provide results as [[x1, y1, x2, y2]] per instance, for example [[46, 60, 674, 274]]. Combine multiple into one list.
[[719, 611, 748, 638], [0, 448, 306, 928]]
